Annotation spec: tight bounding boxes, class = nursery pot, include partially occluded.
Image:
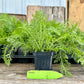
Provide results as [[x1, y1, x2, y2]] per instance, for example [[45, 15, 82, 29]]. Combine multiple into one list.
[[33, 52, 53, 70], [17, 48, 34, 63], [17, 48, 28, 63]]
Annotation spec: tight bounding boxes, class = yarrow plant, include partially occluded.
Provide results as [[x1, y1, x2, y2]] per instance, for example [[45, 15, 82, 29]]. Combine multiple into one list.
[[0, 11, 84, 77]]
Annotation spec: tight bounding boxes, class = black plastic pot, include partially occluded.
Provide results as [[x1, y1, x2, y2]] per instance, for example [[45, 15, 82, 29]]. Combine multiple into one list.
[[17, 48, 24, 56], [17, 48, 34, 63], [68, 54, 77, 64], [17, 48, 26, 63], [33, 52, 53, 70]]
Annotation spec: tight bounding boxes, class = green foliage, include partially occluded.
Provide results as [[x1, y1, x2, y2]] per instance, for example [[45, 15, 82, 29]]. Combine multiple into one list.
[[1, 11, 84, 77], [0, 14, 23, 45], [53, 22, 84, 77]]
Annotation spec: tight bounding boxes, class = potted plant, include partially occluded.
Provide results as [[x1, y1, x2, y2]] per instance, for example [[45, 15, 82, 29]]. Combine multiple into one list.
[[52, 22, 84, 77], [3, 11, 55, 69], [0, 14, 23, 58], [2, 11, 84, 77]]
